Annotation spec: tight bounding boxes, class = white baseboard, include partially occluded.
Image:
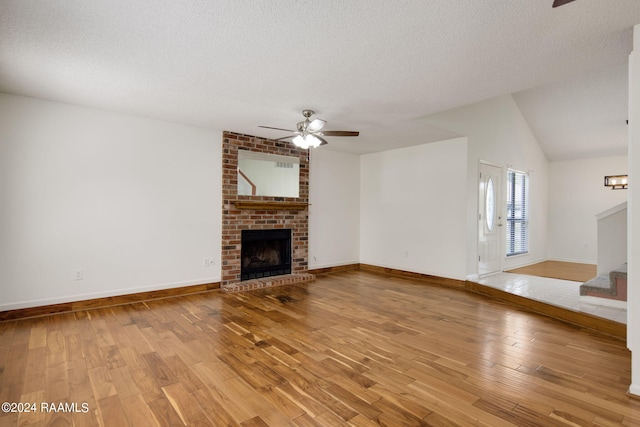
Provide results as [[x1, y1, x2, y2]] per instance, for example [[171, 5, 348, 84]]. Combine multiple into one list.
[[548, 257, 597, 265], [579, 295, 627, 309], [629, 384, 640, 397], [503, 257, 548, 271]]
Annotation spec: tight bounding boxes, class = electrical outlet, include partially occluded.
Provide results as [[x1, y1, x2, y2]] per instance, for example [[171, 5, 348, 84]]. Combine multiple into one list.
[[204, 258, 215, 267], [74, 270, 83, 281]]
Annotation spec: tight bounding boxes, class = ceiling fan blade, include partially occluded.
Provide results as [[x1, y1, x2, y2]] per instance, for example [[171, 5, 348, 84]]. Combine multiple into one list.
[[315, 136, 329, 146], [307, 118, 326, 132], [259, 125, 296, 132], [552, 0, 575, 7], [320, 131, 360, 137], [275, 135, 295, 141]]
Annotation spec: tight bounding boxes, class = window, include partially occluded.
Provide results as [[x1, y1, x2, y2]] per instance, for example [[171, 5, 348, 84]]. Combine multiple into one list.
[[506, 169, 529, 256], [485, 177, 495, 231]]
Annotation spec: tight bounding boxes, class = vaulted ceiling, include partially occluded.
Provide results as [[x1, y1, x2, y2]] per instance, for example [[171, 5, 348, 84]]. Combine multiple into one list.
[[1, 0, 639, 160]]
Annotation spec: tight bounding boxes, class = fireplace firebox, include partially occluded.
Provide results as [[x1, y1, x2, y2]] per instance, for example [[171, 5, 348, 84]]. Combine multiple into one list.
[[241, 229, 292, 281]]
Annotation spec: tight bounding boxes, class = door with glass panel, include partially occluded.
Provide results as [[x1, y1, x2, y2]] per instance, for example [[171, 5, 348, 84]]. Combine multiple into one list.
[[478, 162, 502, 276]]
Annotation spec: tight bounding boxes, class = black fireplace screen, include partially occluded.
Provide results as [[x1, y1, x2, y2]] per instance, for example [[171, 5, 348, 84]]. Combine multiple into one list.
[[241, 229, 292, 280]]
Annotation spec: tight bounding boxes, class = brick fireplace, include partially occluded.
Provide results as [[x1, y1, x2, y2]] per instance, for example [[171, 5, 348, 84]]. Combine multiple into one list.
[[221, 131, 312, 288]]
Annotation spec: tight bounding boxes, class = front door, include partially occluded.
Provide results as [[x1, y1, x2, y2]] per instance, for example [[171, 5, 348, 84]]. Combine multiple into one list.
[[478, 162, 502, 276]]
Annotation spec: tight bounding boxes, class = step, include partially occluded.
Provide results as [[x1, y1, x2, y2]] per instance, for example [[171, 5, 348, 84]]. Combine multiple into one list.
[[466, 281, 625, 340], [610, 262, 627, 281], [580, 274, 614, 296], [580, 263, 627, 302]]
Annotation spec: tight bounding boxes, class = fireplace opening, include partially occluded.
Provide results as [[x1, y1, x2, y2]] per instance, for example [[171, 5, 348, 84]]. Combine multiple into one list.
[[241, 229, 292, 281]]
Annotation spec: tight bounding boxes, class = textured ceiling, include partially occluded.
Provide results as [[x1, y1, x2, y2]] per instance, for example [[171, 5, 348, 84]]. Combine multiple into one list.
[[1, 0, 640, 159], [513, 62, 629, 161]]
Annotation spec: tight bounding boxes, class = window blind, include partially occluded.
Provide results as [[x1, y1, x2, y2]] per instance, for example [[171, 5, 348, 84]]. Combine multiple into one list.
[[506, 170, 529, 256]]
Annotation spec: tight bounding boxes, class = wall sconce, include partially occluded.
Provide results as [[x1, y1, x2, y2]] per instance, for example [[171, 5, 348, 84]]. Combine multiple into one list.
[[604, 175, 628, 190]]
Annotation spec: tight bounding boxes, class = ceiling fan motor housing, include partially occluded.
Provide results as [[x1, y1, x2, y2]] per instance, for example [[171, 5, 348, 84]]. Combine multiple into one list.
[[298, 110, 315, 133]]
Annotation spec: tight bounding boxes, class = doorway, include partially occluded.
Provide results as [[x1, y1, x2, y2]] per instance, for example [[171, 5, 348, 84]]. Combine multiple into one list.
[[478, 162, 503, 276]]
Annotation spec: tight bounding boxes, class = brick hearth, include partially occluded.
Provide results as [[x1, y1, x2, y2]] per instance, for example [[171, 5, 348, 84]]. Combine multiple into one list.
[[221, 273, 316, 293], [221, 131, 312, 287]]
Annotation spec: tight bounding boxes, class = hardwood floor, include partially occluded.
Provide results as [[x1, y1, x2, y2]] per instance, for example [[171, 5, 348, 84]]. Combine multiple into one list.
[[1, 270, 638, 426], [505, 261, 597, 283]]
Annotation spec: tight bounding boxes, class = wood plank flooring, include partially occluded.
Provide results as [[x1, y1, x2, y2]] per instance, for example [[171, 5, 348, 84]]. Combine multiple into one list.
[[505, 261, 597, 283], [1, 270, 639, 426]]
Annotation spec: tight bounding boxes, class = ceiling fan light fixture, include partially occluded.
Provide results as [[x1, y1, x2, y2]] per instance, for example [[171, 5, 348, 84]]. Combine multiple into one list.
[[292, 134, 321, 150], [292, 135, 309, 149], [306, 134, 322, 148]]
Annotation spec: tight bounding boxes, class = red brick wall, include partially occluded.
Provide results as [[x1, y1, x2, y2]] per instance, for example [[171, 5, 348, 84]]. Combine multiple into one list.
[[221, 131, 309, 285]]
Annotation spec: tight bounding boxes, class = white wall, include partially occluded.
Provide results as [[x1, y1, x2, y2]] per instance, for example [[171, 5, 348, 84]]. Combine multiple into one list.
[[0, 94, 222, 310], [547, 156, 628, 264], [308, 148, 360, 269], [627, 23, 640, 396], [597, 204, 627, 275], [359, 138, 468, 280], [420, 95, 549, 276]]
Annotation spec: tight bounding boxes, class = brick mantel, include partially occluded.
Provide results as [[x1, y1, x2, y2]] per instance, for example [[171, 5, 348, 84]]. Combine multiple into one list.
[[221, 131, 309, 286]]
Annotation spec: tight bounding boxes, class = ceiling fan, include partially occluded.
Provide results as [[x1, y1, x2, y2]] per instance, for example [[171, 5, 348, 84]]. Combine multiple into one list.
[[552, 0, 575, 7], [259, 109, 359, 149]]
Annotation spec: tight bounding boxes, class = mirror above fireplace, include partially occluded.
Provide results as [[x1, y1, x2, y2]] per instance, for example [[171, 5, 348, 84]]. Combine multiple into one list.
[[237, 149, 300, 198]]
